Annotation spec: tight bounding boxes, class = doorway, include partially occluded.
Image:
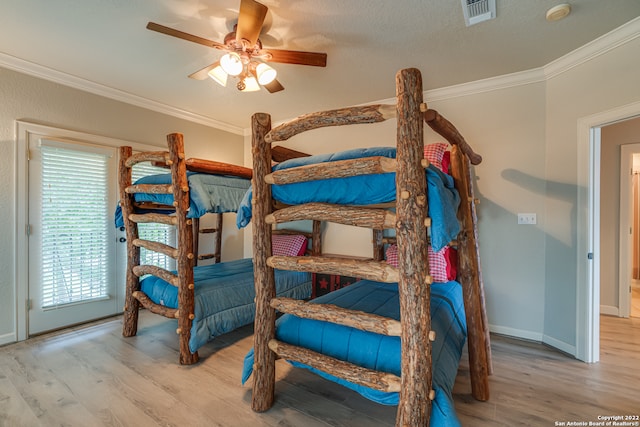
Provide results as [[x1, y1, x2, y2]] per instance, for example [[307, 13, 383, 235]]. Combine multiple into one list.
[[578, 101, 640, 363], [628, 153, 640, 318], [618, 143, 640, 320], [15, 121, 164, 340]]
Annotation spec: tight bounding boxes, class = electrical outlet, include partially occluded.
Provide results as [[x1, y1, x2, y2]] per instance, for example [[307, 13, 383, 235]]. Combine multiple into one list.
[[517, 213, 537, 225]]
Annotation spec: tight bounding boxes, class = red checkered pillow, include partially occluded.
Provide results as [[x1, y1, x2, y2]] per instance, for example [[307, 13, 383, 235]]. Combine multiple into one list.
[[441, 150, 451, 174], [385, 243, 450, 283], [444, 246, 458, 281], [424, 142, 449, 173], [272, 234, 308, 256]]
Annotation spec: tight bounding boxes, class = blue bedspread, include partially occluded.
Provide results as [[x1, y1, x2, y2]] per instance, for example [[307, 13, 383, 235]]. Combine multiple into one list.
[[242, 280, 466, 426], [140, 258, 311, 353], [236, 147, 460, 251], [115, 172, 250, 227]]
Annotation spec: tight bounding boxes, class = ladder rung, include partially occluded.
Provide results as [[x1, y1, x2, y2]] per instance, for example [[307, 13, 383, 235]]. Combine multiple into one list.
[[199, 228, 219, 234]]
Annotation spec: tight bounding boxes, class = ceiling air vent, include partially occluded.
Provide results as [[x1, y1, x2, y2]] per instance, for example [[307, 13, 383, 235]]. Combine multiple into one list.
[[461, 0, 496, 26]]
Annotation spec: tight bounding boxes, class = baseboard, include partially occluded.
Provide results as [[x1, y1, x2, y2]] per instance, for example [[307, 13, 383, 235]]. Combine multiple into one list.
[[490, 324, 577, 357], [600, 305, 619, 316], [489, 324, 543, 342], [0, 332, 16, 347], [542, 334, 577, 357]]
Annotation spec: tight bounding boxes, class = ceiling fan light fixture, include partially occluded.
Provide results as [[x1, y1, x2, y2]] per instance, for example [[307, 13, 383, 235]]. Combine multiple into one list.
[[207, 62, 228, 87], [239, 76, 261, 92], [256, 62, 277, 85], [220, 52, 243, 76]]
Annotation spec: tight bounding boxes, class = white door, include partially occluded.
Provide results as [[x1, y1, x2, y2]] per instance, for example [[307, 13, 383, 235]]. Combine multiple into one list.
[[27, 137, 121, 335]]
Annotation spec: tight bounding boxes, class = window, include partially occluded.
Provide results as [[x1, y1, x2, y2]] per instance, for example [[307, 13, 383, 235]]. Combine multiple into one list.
[[40, 143, 111, 308]]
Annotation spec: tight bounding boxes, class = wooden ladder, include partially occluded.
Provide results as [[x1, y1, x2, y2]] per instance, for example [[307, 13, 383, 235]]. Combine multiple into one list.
[[192, 213, 223, 264]]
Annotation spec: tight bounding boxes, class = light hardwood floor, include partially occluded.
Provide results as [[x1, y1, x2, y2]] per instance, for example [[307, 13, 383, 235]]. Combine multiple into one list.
[[1, 312, 638, 426]]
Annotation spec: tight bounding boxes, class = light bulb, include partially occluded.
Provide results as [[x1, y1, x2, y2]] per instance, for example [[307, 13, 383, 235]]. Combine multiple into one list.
[[220, 52, 243, 76], [256, 63, 277, 85], [240, 76, 261, 92], [207, 62, 228, 86]]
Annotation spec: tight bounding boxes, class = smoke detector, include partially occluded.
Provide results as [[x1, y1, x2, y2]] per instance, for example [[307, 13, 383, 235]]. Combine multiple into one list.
[[546, 4, 571, 22], [461, 0, 496, 26]]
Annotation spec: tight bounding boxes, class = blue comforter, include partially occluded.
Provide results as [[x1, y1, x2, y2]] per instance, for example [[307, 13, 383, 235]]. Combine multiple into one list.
[[140, 258, 311, 353], [242, 280, 466, 426], [115, 172, 250, 227], [236, 147, 460, 251]]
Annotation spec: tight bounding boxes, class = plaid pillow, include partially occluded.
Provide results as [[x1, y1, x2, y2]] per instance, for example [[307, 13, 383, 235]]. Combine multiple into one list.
[[424, 142, 449, 173], [385, 243, 450, 283], [272, 234, 308, 256]]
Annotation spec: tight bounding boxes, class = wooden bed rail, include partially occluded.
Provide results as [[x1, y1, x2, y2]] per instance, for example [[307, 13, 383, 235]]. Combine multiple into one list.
[[268, 339, 402, 393], [264, 104, 396, 143], [267, 203, 396, 230], [423, 108, 483, 165], [267, 256, 400, 283]]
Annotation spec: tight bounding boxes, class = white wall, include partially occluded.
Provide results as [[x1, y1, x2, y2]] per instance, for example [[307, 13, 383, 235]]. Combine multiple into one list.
[[0, 67, 243, 344]]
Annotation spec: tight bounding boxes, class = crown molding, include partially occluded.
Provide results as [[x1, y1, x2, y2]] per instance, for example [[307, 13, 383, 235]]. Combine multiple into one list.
[[545, 16, 640, 80], [425, 68, 546, 102], [415, 16, 640, 103], [0, 52, 244, 136], [2, 16, 636, 136]]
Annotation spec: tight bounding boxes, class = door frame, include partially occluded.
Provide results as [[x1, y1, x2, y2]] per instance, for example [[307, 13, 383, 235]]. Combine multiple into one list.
[[14, 120, 160, 341], [577, 100, 640, 363]]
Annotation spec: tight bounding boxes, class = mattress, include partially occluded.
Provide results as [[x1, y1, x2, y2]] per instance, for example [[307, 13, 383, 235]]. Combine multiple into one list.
[[140, 258, 311, 353], [236, 147, 460, 251], [242, 279, 466, 427], [115, 172, 251, 227]]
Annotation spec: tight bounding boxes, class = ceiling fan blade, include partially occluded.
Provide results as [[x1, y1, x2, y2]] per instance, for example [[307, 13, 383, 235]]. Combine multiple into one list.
[[265, 49, 327, 67], [236, 0, 268, 47], [188, 62, 220, 80], [146, 22, 226, 49], [264, 79, 284, 93]]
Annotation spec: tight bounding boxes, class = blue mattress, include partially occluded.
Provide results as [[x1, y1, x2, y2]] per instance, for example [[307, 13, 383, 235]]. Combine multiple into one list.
[[140, 258, 311, 353], [115, 172, 250, 227], [236, 147, 460, 251], [242, 280, 466, 427]]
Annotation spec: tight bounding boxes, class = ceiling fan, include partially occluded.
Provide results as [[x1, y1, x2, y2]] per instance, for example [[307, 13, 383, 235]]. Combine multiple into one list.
[[146, 0, 327, 93]]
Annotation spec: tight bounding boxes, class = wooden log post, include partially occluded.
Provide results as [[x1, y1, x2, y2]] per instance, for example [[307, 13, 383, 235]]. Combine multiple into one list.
[[394, 68, 433, 427], [215, 213, 223, 264], [119, 146, 141, 338], [167, 133, 199, 365], [312, 220, 322, 256], [450, 145, 491, 401], [373, 229, 385, 261], [192, 217, 200, 263], [250, 113, 277, 412]]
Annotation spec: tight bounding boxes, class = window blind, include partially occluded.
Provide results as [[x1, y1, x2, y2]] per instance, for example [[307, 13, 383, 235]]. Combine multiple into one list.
[[40, 145, 110, 308]]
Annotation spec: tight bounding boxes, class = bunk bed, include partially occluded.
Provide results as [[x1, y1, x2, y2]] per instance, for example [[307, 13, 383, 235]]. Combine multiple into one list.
[[118, 133, 318, 365], [241, 68, 491, 426]]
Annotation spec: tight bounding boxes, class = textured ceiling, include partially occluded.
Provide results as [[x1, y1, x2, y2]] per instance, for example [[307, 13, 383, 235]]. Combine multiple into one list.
[[1, 0, 639, 131]]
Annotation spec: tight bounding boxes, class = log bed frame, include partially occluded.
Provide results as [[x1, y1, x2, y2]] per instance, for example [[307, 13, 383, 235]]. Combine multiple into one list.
[[118, 134, 314, 365], [249, 68, 491, 426]]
